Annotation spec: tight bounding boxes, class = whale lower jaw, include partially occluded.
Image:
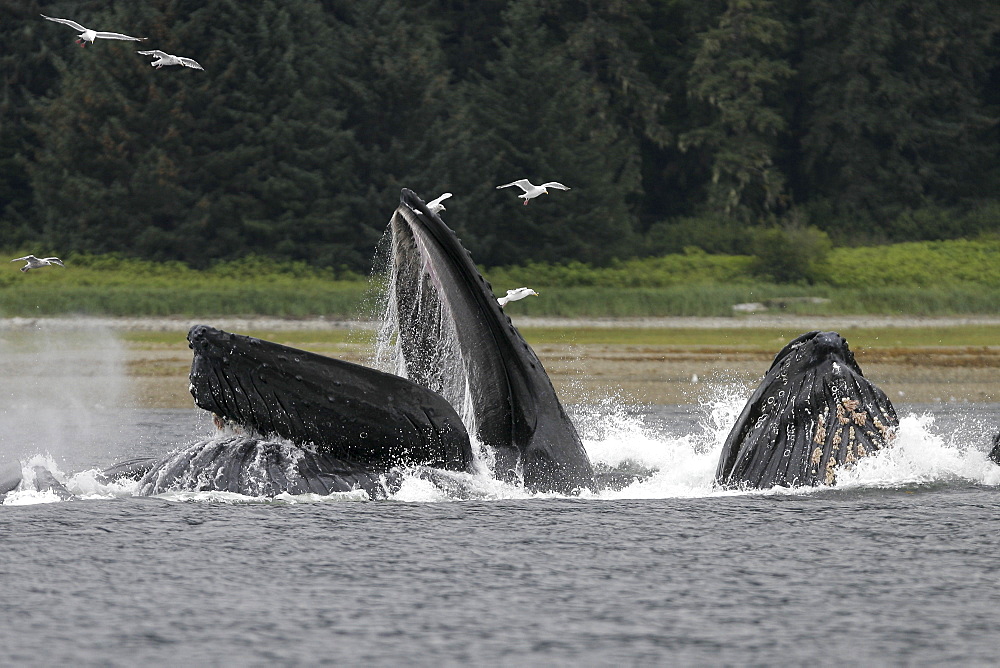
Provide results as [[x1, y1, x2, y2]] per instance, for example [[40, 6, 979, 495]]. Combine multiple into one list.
[[135, 436, 388, 498]]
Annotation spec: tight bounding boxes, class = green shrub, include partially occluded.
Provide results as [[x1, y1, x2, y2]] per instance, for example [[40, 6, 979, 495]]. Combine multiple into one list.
[[749, 224, 832, 284]]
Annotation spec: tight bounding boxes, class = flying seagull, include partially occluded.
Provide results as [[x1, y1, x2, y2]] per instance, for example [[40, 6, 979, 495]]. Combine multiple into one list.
[[496, 179, 570, 205], [40, 15, 145, 47], [11, 255, 65, 273], [425, 192, 452, 215], [497, 287, 538, 307], [138, 50, 204, 70]]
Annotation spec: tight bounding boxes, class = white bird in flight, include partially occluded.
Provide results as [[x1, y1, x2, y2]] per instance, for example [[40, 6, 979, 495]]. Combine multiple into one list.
[[496, 179, 570, 205], [11, 255, 66, 273], [41, 15, 145, 48], [425, 192, 452, 215], [498, 287, 538, 307], [138, 50, 204, 70]]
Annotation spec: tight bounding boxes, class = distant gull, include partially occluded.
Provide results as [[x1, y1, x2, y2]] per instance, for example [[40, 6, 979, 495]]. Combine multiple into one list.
[[498, 287, 538, 307], [138, 50, 204, 70], [425, 192, 452, 215], [41, 15, 145, 47], [496, 179, 570, 205], [11, 255, 65, 272]]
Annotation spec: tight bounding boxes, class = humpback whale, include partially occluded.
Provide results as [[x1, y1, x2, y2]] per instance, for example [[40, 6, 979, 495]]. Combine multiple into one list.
[[185, 324, 472, 473], [0, 463, 73, 502], [125, 324, 475, 497], [387, 189, 594, 493], [135, 436, 387, 497], [716, 331, 898, 489], [97, 189, 595, 497]]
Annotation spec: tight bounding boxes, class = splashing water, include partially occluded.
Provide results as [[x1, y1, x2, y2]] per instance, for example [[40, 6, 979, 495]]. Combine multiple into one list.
[[369, 220, 490, 472], [5, 396, 998, 505], [3, 308, 996, 505], [0, 325, 137, 476]]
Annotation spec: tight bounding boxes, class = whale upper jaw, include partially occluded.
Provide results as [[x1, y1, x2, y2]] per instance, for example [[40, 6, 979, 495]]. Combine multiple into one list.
[[392, 189, 595, 494]]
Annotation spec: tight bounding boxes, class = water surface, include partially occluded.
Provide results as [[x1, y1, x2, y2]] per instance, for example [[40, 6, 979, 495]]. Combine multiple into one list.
[[2, 329, 998, 665]]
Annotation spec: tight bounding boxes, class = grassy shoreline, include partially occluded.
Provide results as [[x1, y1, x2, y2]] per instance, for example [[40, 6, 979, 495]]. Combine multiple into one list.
[[2, 283, 998, 318], [3, 239, 999, 318]]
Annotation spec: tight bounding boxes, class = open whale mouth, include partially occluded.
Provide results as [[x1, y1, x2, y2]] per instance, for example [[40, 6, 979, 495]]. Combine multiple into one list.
[[380, 189, 595, 493], [147, 190, 596, 497]]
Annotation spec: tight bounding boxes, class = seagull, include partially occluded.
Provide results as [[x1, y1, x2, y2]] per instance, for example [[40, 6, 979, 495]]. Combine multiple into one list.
[[138, 50, 204, 70], [40, 15, 145, 48], [496, 179, 570, 205], [498, 287, 538, 307], [425, 192, 452, 215], [11, 255, 66, 272]]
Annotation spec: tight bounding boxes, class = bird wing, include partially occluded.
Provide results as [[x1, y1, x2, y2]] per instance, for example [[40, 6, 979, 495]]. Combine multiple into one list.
[[10, 255, 34, 262], [43, 258, 65, 266], [496, 179, 532, 192], [541, 182, 570, 190], [41, 15, 88, 31], [94, 31, 145, 41], [427, 192, 453, 207], [178, 57, 204, 70], [137, 50, 169, 57]]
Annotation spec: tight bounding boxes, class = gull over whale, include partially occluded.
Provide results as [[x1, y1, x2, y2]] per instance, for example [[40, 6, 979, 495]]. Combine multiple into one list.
[[106, 189, 597, 497], [716, 330, 899, 489]]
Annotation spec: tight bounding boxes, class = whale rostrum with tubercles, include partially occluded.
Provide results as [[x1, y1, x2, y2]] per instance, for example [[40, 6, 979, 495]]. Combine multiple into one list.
[[715, 330, 899, 489]]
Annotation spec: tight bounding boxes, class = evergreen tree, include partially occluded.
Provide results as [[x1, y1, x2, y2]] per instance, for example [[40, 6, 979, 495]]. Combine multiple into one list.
[[679, 0, 794, 223], [798, 0, 1000, 239], [30, 1, 363, 268], [438, 0, 642, 266], [0, 0, 62, 245], [326, 0, 456, 245]]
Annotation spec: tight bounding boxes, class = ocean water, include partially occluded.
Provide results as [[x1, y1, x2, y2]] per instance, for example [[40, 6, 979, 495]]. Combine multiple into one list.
[[2, 400, 999, 666], [2, 329, 999, 665]]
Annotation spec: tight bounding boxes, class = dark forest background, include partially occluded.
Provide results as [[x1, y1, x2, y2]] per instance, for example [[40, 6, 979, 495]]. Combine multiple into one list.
[[2, 0, 999, 273]]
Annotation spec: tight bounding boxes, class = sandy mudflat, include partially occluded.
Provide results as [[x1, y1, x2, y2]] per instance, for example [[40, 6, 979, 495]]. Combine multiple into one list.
[[2, 316, 997, 407]]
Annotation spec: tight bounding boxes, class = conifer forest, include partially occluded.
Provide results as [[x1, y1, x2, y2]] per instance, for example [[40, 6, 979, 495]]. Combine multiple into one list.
[[2, 0, 999, 273]]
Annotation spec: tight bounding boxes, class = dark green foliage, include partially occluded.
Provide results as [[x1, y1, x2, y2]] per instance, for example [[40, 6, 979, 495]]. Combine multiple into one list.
[[645, 214, 753, 255], [750, 223, 832, 284], [2, 0, 999, 272], [29, 1, 367, 268], [435, 0, 644, 266], [797, 0, 1000, 235], [0, 0, 61, 243], [679, 0, 794, 221]]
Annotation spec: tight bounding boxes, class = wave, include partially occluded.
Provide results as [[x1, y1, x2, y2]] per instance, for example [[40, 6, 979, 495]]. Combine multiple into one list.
[[4, 398, 997, 506]]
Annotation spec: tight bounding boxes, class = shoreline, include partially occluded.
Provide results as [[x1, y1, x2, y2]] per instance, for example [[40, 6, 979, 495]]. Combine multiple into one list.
[[2, 315, 995, 407], [3, 314, 1000, 332]]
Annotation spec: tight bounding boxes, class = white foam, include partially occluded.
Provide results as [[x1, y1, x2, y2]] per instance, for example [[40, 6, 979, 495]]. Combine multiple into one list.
[[392, 476, 454, 503], [2, 488, 66, 506], [838, 413, 1000, 488]]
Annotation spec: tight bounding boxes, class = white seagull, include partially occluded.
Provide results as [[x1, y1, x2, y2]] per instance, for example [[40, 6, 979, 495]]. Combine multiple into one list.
[[425, 192, 452, 215], [11, 255, 66, 273], [138, 50, 204, 70], [41, 15, 145, 48], [496, 179, 570, 205], [498, 287, 538, 307]]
